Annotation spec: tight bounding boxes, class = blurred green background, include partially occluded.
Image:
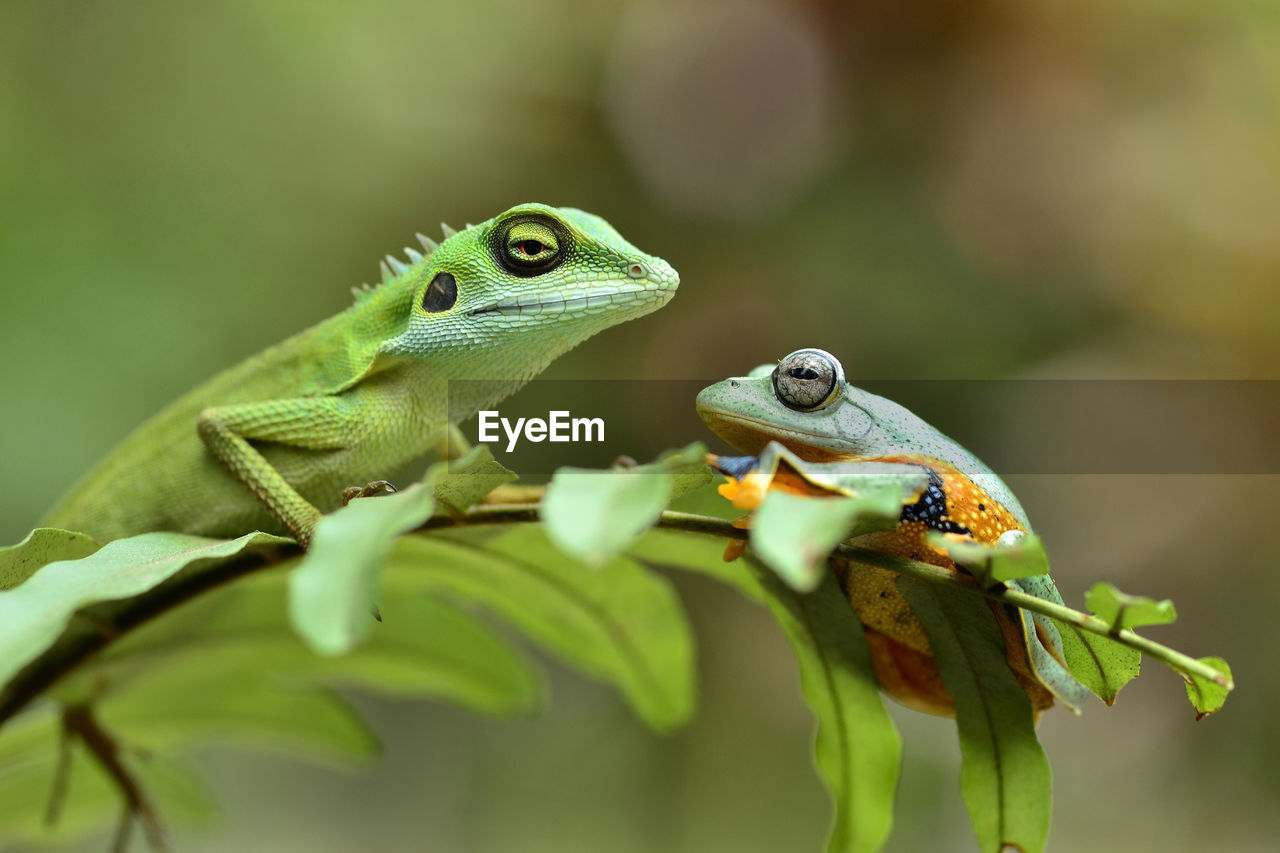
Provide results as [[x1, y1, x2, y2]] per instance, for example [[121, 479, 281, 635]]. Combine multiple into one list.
[[2, 0, 1278, 850]]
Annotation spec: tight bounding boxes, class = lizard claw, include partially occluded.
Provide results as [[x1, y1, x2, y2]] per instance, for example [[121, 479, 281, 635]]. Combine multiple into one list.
[[342, 480, 398, 506]]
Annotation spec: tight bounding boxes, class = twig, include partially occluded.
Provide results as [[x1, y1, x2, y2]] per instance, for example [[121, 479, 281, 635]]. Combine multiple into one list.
[[0, 502, 1229, 732], [653, 510, 1233, 691], [62, 704, 170, 853], [44, 714, 73, 827]]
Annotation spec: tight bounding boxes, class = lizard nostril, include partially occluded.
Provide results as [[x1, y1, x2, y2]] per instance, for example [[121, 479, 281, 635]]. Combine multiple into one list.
[[627, 263, 645, 279]]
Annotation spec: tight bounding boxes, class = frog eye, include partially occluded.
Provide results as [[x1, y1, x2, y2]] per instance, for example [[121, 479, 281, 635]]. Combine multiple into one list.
[[498, 219, 564, 276], [772, 349, 843, 411]]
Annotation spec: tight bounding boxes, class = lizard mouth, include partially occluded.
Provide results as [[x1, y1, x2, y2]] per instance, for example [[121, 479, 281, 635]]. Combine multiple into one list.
[[468, 283, 675, 317]]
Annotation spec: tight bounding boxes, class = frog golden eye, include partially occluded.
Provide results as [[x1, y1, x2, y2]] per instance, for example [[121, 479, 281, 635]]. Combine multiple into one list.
[[499, 219, 563, 276], [772, 348, 843, 411]]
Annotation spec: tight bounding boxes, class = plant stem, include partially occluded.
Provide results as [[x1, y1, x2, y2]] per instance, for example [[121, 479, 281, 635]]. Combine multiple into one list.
[[0, 499, 1230, 730], [426, 504, 1230, 689], [652, 510, 1232, 691], [62, 704, 170, 853]]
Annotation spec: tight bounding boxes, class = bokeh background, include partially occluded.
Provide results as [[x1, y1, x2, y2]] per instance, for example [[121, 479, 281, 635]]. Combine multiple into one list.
[[2, 0, 1278, 850]]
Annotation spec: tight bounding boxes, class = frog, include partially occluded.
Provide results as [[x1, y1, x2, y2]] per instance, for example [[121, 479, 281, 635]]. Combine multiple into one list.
[[696, 347, 1089, 717]]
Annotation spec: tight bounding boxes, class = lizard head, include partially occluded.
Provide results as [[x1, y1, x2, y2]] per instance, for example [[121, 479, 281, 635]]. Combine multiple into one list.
[[380, 203, 678, 383]]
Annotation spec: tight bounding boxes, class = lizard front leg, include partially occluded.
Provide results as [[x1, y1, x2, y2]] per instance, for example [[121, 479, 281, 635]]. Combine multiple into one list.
[[196, 397, 357, 547]]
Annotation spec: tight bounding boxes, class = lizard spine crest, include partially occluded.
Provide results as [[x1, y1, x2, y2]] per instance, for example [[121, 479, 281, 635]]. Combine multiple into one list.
[[352, 223, 453, 304]]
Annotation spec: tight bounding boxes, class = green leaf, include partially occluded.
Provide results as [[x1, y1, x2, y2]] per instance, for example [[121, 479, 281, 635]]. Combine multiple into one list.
[[928, 530, 1050, 587], [0, 530, 287, 690], [99, 674, 380, 764], [751, 492, 879, 592], [76, 568, 541, 718], [711, 444, 925, 591], [628, 528, 759, 599], [1084, 581, 1177, 630], [635, 534, 901, 853], [307, 589, 541, 715], [0, 559, 541, 844], [751, 443, 929, 506], [392, 526, 694, 731], [1005, 575, 1091, 711], [1050, 620, 1140, 705], [898, 577, 1052, 853], [920, 536, 1091, 710], [747, 560, 901, 853], [653, 441, 718, 502], [542, 444, 711, 567], [289, 476, 440, 657], [0, 528, 101, 591], [289, 445, 510, 657], [542, 467, 668, 565], [432, 445, 517, 513], [1183, 656, 1233, 720]]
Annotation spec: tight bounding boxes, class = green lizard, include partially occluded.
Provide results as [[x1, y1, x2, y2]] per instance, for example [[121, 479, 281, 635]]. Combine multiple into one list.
[[41, 203, 678, 546]]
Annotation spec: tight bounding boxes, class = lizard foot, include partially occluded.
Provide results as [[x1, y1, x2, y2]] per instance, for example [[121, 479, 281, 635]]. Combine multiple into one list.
[[341, 480, 398, 506]]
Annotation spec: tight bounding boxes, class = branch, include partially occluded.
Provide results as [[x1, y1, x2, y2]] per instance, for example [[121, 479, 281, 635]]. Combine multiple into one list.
[[653, 511, 1233, 691], [0, 502, 1229, 731], [0, 546, 290, 726], [61, 704, 170, 853]]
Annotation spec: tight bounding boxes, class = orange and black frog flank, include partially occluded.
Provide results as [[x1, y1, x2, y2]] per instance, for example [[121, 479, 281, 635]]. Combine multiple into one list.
[[886, 453, 1023, 545], [697, 348, 1073, 717]]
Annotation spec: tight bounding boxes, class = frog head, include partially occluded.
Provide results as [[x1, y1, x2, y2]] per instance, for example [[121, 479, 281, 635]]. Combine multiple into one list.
[[696, 348, 878, 460], [696, 347, 1029, 527]]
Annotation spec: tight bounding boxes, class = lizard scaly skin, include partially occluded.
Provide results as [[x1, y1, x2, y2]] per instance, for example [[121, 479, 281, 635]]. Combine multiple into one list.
[[42, 204, 677, 546]]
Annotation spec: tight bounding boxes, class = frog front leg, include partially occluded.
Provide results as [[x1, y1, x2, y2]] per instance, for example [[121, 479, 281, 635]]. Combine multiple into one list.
[[709, 441, 931, 560]]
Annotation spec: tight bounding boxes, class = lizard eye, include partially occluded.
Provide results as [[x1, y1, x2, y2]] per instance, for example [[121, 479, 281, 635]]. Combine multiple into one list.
[[422, 272, 458, 313], [498, 219, 564, 276], [772, 349, 843, 411]]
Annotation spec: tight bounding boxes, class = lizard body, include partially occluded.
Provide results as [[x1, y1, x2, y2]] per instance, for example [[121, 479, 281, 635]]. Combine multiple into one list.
[[42, 204, 677, 545]]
